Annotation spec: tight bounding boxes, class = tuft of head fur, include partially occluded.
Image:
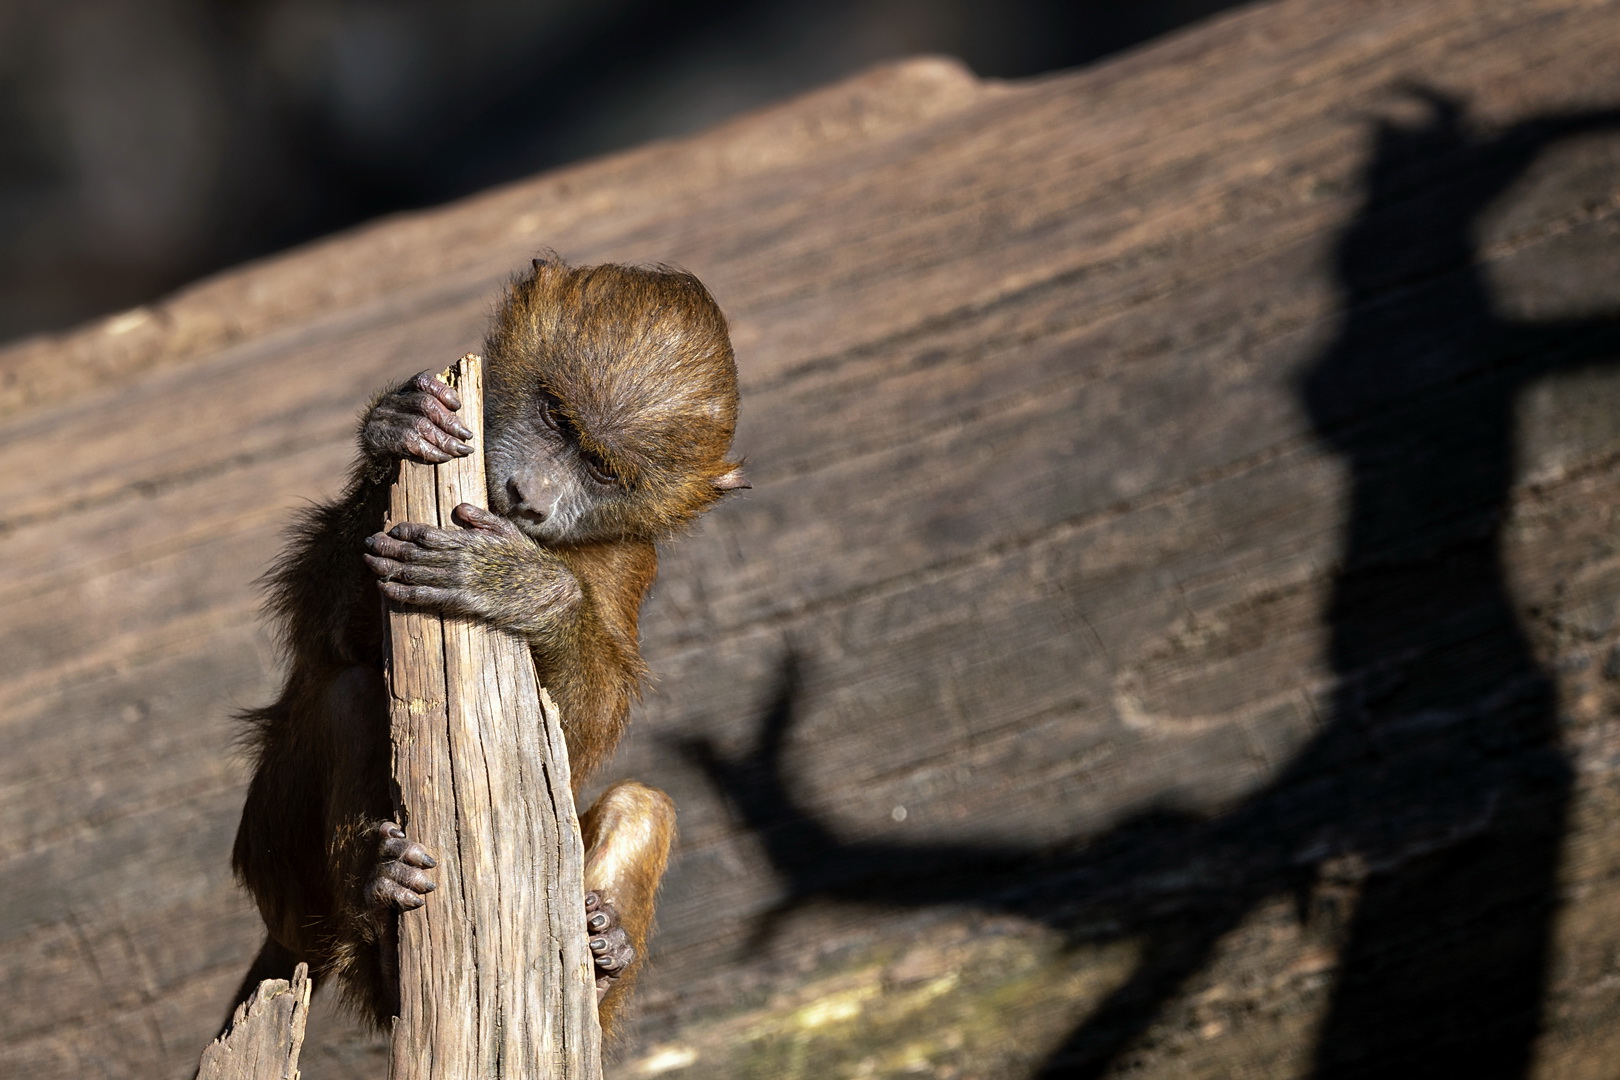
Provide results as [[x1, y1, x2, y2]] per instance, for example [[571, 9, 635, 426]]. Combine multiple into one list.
[[484, 257, 742, 541]]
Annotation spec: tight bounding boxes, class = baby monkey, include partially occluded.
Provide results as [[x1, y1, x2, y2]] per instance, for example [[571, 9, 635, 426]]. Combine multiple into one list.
[[228, 256, 746, 1031]]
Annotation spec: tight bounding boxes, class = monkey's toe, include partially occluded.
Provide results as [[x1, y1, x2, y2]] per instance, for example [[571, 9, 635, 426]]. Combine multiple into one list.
[[369, 821, 437, 912], [378, 821, 437, 867], [584, 891, 635, 998]]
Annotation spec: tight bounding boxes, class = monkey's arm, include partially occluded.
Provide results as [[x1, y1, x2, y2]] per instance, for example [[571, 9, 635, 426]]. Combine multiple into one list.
[[361, 503, 649, 781], [259, 370, 475, 668], [362, 503, 583, 634]]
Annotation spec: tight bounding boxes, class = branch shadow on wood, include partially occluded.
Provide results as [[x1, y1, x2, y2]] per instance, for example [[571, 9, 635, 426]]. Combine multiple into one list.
[[680, 91, 1620, 1079]]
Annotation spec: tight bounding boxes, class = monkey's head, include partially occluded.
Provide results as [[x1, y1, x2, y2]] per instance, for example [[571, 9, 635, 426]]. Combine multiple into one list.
[[482, 257, 747, 545]]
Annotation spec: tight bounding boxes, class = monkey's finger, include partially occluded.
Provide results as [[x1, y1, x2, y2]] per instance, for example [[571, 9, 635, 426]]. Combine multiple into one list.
[[407, 369, 465, 414], [363, 554, 401, 579], [366, 531, 460, 561], [372, 392, 469, 439], [362, 554, 423, 581], [364, 533, 414, 561], [392, 391, 473, 441], [377, 581, 463, 611], [368, 402, 471, 459], [410, 415, 474, 457], [364, 555, 462, 587], [401, 429, 454, 464], [395, 375, 474, 438], [385, 522, 466, 550]]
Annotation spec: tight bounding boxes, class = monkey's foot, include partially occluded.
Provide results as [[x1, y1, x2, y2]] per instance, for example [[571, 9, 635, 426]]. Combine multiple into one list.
[[585, 891, 635, 1000], [368, 821, 437, 912]]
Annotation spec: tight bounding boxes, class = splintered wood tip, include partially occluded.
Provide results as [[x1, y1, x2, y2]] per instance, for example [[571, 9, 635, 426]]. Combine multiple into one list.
[[439, 354, 482, 390]]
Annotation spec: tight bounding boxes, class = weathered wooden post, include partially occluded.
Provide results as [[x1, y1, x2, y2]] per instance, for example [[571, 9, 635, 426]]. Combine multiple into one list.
[[384, 354, 603, 1080], [196, 964, 311, 1080]]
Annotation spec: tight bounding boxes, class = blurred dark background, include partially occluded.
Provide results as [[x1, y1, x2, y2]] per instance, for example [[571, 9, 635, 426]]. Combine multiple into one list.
[[0, 0, 1251, 346]]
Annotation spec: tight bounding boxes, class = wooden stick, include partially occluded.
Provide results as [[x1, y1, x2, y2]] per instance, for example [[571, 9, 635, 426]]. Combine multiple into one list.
[[196, 964, 311, 1080], [385, 354, 603, 1080]]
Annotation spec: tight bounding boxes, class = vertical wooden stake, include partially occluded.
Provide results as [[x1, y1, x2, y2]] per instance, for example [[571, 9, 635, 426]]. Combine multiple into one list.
[[385, 354, 603, 1080], [196, 963, 311, 1080]]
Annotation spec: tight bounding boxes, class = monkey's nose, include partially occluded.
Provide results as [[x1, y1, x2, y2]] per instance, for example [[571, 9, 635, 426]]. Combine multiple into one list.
[[506, 477, 547, 520]]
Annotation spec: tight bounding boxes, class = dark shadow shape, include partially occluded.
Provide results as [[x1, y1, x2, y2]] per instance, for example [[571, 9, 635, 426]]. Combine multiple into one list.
[[681, 92, 1620, 1079], [678, 652, 1096, 947]]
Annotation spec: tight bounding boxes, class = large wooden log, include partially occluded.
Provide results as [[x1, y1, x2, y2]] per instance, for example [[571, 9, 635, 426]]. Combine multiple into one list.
[[7, 2, 1620, 1079], [385, 355, 601, 1079]]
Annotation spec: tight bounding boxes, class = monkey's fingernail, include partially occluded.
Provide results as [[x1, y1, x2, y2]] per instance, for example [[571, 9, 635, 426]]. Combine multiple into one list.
[[589, 937, 608, 953], [453, 423, 473, 440], [597, 956, 619, 971], [588, 913, 609, 931], [584, 891, 600, 910], [450, 440, 474, 455], [419, 853, 437, 868], [383, 823, 404, 838]]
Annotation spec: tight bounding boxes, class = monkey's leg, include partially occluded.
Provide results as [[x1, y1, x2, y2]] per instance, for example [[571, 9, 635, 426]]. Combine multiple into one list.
[[309, 665, 436, 1023], [580, 780, 676, 1026], [212, 936, 301, 1042]]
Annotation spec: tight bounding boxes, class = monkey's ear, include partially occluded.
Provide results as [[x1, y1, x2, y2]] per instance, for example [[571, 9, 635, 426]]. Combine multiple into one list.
[[712, 466, 751, 492]]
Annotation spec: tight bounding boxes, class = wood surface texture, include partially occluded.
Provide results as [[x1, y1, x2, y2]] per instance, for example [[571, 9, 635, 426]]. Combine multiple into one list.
[[5, 1, 1620, 1077], [196, 964, 310, 1080], [384, 356, 601, 1079]]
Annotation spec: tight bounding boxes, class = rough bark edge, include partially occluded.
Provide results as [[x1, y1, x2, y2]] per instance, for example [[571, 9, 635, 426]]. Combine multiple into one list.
[[196, 963, 310, 1080]]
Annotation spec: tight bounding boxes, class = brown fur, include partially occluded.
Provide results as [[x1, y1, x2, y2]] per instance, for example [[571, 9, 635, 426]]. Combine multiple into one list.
[[229, 257, 742, 1030]]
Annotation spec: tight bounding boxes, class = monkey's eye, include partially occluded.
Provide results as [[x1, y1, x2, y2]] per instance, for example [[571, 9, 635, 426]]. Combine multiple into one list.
[[579, 448, 617, 486], [536, 390, 563, 432]]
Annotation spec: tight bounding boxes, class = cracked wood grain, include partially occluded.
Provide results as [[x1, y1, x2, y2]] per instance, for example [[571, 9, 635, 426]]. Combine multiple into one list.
[[385, 353, 602, 1080], [196, 963, 309, 1080]]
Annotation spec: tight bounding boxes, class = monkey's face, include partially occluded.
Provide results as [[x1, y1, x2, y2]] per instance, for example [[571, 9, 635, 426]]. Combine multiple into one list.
[[482, 373, 742, 546], [484, 390, 629, 544], [481, 260, 746, 545]]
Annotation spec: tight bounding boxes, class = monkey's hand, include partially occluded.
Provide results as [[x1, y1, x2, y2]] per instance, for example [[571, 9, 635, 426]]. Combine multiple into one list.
[[363, 503, 582, 634], [361, 369, 476, 464]]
